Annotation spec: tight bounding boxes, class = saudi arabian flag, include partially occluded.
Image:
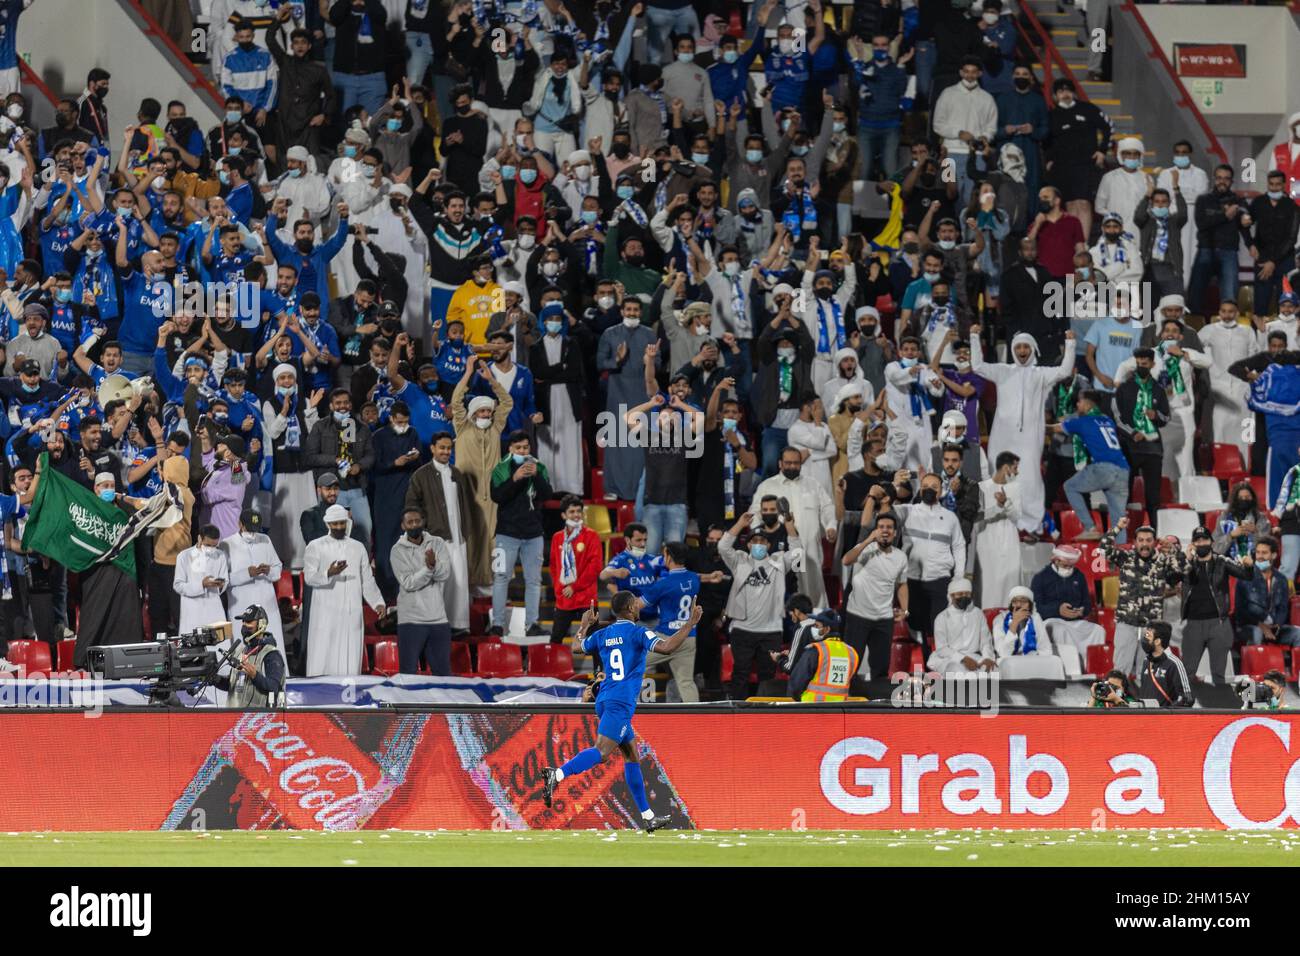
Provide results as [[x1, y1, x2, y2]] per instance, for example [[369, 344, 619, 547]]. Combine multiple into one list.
[[22, 454, 135, 576]]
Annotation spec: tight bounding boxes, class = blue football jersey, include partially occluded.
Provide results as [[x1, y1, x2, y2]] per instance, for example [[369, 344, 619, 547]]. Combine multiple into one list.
[[640, 568, 700, 637], [605, 550, 662, 594], [583, 619, 661, 708]]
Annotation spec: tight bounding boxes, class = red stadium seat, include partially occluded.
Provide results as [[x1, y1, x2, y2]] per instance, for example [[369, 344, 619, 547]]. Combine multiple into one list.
[[1160, 477, 1175, 506], [477, 643, 524, 678], [1059, 510, 1104, 543], [1241, 645, 1285, 681], [1249, 475, 1268, 506], [984, 607, 1006, 631], [371, 641, 400, 677], [451, 642, 473, 676], [1086, 644, 1114, 677], [1094, 607, 1116, 644], [1204, 509, 1222, 533], [469, 601, 491, 637], [363, 604, 381, 635], [528, 644, 575, 680], [274, 570, 296, 602], [888, 640, 919, 675], [614, 501, 637, 530], [721, 644, 733, 683], [1210, 444, 1248, 486], [6, 640, 51, 675], [892, 618, 910, 640], [56, 638, 76, 672], [1291, 595, 1300, 626]]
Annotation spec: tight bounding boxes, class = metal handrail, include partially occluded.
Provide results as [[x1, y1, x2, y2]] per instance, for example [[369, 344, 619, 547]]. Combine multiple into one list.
[[1016, 0, 1088, 103], [1116, 1, 1229, 165], [124, 0, 225, 112], [18, 59, 59, 106]]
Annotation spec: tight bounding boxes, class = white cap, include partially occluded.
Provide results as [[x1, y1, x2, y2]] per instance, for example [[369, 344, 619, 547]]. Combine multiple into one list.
[[834, 381, 865, 409], [389, 183, 412, 198], [272, 363, 297, 382], [1007, 585, 1035, 604], [856, 305, 880, 320], [772, 283, 794, 299], [503, 280, 526, 297], [948, 578, 973, 597], [1117, 137, 1143, 154], [569, 149, 591, 165], [286, 146, 310, 162], [344, 126, 370, 146], [1157, 294, 1186, 313], [1289, 111, 1300, 128], [324, 504, 349, 524], [467, 395, 495, 417], [94, 472, 115, 487]]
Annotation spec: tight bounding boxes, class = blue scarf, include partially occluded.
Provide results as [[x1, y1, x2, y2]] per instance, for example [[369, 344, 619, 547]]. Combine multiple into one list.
[[815, 296, 844, 354], [1004, 610, 1037, 654]]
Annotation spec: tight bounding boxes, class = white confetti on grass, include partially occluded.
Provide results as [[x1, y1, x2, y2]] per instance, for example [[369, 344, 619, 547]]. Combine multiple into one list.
[[967, 854, 978, 861], [934, 845, 951, 852], [342, 859, 358, 865]]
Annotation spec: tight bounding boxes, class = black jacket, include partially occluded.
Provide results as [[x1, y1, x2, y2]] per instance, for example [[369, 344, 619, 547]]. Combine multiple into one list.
[[299, 500, 367, 547], [267, 30, 337, 138], [1133, 192, 1188, 274], [999, 259, 1056, 345], [752, 319, 816, 427], [489, 461, 553, 539], [1138, 651, 1192, 707], [329, 0, 389, 75], [303, 413, 375, 491], [1112, 376, 1171, 457], [477, 46, 540, 111], [1194, 187, 1248, 251], [1175, 553, 1254, 622], [1246, 193, 1300, 265], [528, 335, 584, 425]]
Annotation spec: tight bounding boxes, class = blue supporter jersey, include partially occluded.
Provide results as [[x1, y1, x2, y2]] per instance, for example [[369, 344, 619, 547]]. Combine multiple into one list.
[[582, 619, 661, 709], [40, 221, 78, 277], [605, 550, 662, 594], [395, 381, 451, 445], [117, 270, 170, 355], [639, 567, 699, 637], [0, 0, 25, 71], [1062, 414, 1130, 469]]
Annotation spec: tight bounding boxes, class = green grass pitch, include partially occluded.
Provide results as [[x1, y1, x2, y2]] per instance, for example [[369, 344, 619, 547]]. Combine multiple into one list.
[[0, 829, 1297, 866]]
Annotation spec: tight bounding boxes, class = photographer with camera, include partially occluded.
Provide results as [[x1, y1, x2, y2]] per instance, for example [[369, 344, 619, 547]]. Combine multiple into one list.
[[1138, 621, 1192, 707], [1091, 669, 1136, 708], [1240, 669, 1288, 711], [213, 605, 286, 708]]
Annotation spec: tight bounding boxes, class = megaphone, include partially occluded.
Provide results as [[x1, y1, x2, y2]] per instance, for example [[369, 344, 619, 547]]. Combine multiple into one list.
[[96, 374, 154, 409], [96, 374, 134, 408]]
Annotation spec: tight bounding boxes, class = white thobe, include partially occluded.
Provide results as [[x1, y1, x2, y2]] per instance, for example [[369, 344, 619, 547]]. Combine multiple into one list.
[[303, 534, 383, 677], [1156, 165, 1209, 286], [1094, 167, 1150, 236], [538, 334, 583, 495], [1198, 321, 1264, 460], [434, 461, 469, 631], [787, 420, 836, 491], [992, 611, 1053, 659], [1266, 316, 1299, 350], [222, 531, 285, 659], [883, 361, 945, 471], [972, 335, 1077, 532], [928, 606, 995, 674], [370, 205, 430, 340], [750, 473, 836, 606], [798, 268, 857, 395], [173, 546, 230, 635], [975, 478, 1021, 608], [271, 171, 332, 244]]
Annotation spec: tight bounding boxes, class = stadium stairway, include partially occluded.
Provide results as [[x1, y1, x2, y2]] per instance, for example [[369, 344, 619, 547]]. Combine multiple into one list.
[[1019, 0, 1144, 155]]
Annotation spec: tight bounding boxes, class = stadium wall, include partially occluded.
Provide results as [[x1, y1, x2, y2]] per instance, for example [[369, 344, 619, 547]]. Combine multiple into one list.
[[2, 710, 1299, 831]]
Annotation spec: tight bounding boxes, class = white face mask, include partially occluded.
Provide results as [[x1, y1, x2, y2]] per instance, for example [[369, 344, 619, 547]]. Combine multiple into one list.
[[622, 316, 640, 328], [597, 294, 615, 310], [151, 176, 166, 192], [627, 546, 646, 557], [565, 518, 583, 528], [241, 531, 257, 543], [723, 260, 740, 276], [516, 233, 536, 249], [5, 104, 21, 121], [473, 417, 492, 430], [392, 423, 409, 434], [693, 324, 708, 336], [1053, 563, 1074, 578], [574, 165, 591, 181], [982, 11, 999, 24], [961, 78, 979, 90], [515, 134, 530, 149], [542, 262, 560, 277]]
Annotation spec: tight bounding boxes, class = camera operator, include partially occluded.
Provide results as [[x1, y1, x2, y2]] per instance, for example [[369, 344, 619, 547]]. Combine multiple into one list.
[[1138, 621, 1192, 707], [1241, 669, 1288, 711], [1091, 669, 1136, 708], [214, 605, 286, 707]]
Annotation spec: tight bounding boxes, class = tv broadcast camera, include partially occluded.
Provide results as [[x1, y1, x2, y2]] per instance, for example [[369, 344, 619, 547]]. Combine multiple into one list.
[[1236, 675, 1281, 710], [88, 624, 239, 707]]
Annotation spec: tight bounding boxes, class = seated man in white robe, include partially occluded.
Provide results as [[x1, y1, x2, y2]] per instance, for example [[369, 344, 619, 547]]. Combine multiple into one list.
[[992, 585, 1064, 679], [1030, 544, 1106, 658], [928, 578, 996, 674], [303, 504, 385, 677]]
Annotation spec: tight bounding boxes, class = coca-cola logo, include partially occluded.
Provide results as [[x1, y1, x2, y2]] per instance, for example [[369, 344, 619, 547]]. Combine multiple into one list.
[[229, 714, 393, 830]]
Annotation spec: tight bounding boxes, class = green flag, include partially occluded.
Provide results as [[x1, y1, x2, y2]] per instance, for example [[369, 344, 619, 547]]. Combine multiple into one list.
[[22, 454, 135, 576]]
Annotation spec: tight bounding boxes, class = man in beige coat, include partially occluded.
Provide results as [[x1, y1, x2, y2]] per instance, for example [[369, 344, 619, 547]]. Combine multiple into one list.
[[451, 359, 513, 588]]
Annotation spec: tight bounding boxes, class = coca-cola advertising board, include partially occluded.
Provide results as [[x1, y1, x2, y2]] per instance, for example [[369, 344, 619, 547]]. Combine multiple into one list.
[[2, 711, 1299, 830]]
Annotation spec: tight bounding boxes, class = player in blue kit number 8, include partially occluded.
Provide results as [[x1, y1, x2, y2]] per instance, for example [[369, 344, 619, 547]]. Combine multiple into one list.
[[542, 590, 702, 831]]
